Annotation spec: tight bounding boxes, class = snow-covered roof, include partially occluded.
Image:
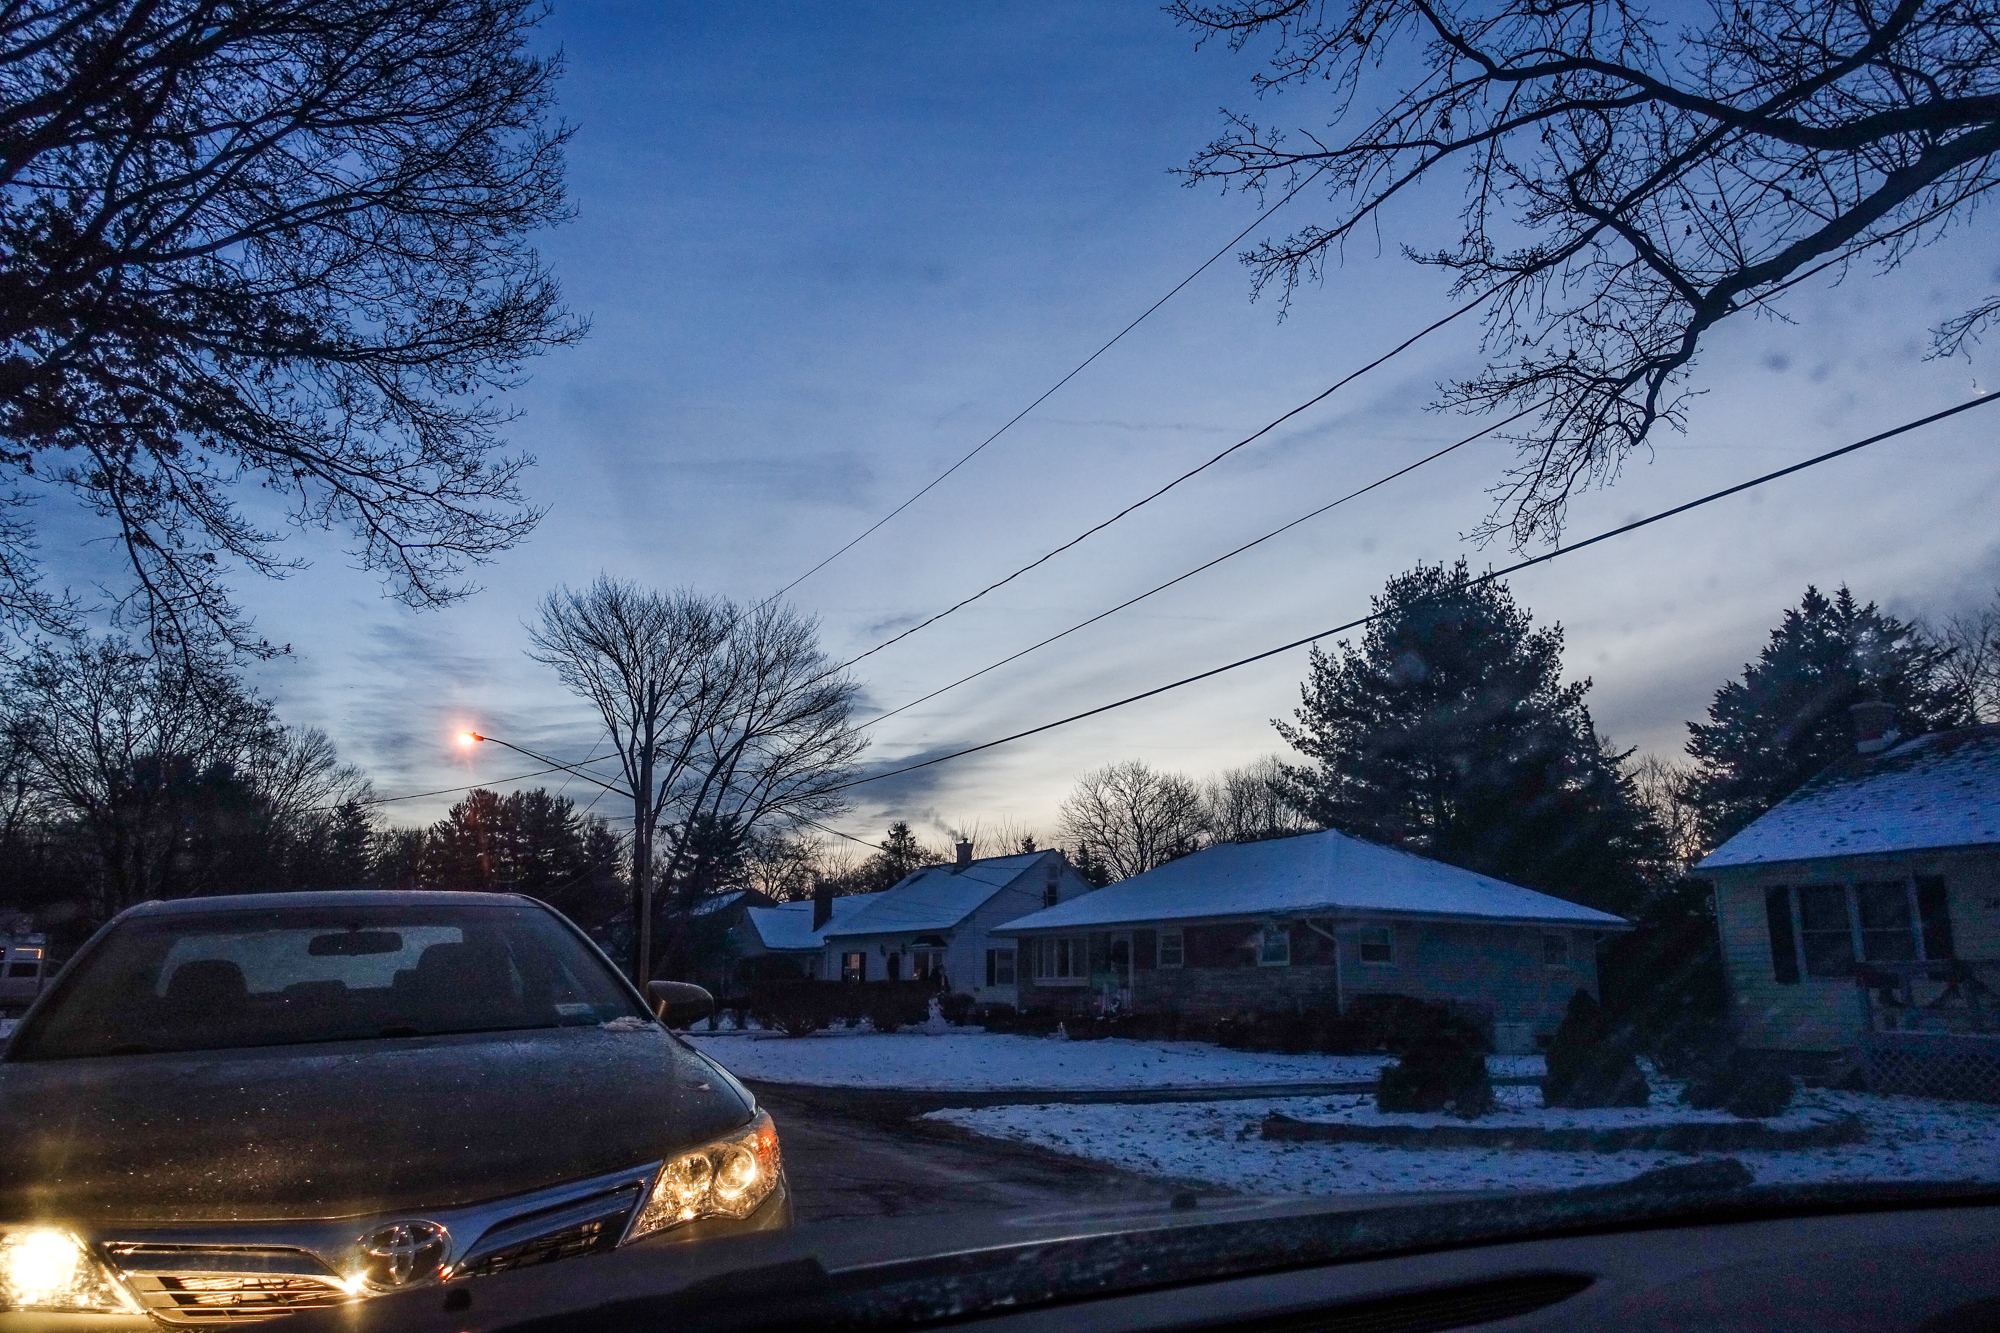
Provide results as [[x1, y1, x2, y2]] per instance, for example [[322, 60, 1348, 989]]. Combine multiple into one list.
[[740, 893, 884, 952], [992, 829, 1627, 933], [1699, 724, 2000, 870], [824, 852, 1049, 938], [691, 890, 752, 917]]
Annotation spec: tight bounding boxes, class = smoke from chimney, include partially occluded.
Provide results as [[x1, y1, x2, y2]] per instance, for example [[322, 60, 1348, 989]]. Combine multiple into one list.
[[1850, 699, 1898, 754]]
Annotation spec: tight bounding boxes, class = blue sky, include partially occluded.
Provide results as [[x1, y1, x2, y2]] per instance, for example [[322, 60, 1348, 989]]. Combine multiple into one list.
[[184, 1, 2000, 844]]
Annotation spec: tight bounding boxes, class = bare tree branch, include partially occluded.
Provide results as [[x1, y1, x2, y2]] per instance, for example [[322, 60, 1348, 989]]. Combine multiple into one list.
[[1173, 0, 2000, 543]]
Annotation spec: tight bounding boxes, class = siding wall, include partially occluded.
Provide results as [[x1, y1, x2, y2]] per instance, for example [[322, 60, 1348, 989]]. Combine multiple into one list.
[[1713, 845, 2000, 1051], [1012, 916, 1603, 1039]]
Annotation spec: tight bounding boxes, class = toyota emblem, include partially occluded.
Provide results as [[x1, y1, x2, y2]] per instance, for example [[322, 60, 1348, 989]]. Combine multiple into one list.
[[358, 1220, 450, 1288]]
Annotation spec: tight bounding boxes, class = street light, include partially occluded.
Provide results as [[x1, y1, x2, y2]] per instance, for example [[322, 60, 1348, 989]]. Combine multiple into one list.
[[456, 730, 648, 985]]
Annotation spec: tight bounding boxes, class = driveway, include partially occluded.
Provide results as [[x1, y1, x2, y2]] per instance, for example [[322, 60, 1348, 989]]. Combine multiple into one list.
[[753, 1083, 1208, 1223]]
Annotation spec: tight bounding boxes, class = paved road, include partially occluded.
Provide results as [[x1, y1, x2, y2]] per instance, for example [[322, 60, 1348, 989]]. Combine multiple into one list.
[[755, 1085, 1206, 1223]]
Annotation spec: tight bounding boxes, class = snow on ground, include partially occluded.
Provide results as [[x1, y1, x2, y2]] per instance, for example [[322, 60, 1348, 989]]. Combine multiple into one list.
[[685, 1026, 1545, 1091], [926, 1085, 2000, 1194], [1273, 1082, 1846, 1132]]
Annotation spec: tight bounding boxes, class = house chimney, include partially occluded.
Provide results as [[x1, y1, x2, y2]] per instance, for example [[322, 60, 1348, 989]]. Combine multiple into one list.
[[955, 839, 973, 870], [1850, 699, 1899, 755], [812, 879, 833, 931]]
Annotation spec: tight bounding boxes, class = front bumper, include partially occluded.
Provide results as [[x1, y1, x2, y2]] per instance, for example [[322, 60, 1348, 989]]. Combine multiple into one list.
[[0, 1167, 791, 1330]]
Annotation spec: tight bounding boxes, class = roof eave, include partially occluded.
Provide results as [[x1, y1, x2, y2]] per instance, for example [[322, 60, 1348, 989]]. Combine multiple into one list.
[[1699, 834, 2000, 873], [994, 903, 1630, 934]]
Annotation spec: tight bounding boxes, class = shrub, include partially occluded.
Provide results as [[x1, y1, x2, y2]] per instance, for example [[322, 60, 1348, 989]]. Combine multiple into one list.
[[938, 992, 977, 1026], [1103, 1013, 1166, 1041], [1541, 989, 1650, 1109], [1015, 1007, 1063, 1036], [772, 992, 831, 1038], [867, 994, 908, 1034], [864, 987, 930, 1034], [1682, 1050, 1796, 1119], [1376, 1017, 1494, 1118]]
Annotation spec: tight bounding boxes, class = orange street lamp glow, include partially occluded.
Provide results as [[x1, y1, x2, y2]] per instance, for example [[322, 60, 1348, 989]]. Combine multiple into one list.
[[457, 732, 482, 747]]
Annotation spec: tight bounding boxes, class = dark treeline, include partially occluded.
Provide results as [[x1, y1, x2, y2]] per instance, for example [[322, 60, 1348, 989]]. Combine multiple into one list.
[[0, 637, 628, 952]]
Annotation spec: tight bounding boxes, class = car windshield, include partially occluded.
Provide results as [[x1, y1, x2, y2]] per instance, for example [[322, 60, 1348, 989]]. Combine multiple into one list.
[[8, 903, 645, 1059]]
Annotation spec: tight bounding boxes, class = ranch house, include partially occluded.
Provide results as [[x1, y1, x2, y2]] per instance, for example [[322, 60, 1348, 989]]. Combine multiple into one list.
[[992, 826, 1630, 1054]]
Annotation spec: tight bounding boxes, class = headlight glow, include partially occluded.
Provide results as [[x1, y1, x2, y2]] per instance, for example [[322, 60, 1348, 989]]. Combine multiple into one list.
[[0, 1228, 139, 1313], [629, 1111, 781, 1239]]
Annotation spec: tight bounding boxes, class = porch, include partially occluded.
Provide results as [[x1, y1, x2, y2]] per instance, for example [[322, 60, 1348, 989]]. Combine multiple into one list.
[[1851, 960, 2000, 1103]]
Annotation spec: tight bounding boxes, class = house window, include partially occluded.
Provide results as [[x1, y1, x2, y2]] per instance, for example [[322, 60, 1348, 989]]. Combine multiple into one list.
[[1258, 925, 1290, 966], [1764, 886, 1800, 984], [985, 949, 1016, 986], [1357, 926, 1394, 965], [1029, 937, 1087, 984], [1542, 933, 1570, 966], [840, 951, 866, 982], [1856, 881, 1919, 962], [1797, 884, 1855, 976], [1769, 879, 1955, 981], [1917, 877, 1955, 959], [1157, 929, 1184, 968]]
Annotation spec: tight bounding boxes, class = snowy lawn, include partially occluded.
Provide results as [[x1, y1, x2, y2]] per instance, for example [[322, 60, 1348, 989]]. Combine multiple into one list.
[[1270, 1082, 1847, 1133], [686, 1026, 1545, 1091], [926, 1084, 2000, 1194]]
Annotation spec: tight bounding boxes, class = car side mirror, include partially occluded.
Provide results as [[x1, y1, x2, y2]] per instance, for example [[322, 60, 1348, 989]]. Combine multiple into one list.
[[646, 980, 714, 1027]]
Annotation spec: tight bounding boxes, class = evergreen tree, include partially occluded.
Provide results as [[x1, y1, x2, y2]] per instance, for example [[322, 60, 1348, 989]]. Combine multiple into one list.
[[877, 820, 934, 881], [1275, 560, 1663, 913], [1070, 842, 1114, 888], [1685, 586, 1959, 850], [415, 787, 616, 910]]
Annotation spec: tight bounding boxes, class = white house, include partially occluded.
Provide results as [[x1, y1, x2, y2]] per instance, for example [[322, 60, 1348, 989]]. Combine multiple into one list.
[[820, 844, 1097, 1006], [730, 890, 885, 980], [1698, 715, 2000, 1057], [992, 827, 1630, 1052]]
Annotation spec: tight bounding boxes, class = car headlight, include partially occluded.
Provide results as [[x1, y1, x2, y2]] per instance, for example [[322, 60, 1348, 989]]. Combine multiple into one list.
[[0, 1228, 141, 1314], [628, 1111, 781, 1240]]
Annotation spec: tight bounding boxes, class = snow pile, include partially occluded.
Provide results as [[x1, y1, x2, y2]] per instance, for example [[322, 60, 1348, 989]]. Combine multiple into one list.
[[685, 1027, 1544, 1091], [926, 1087, 2000, 1194]]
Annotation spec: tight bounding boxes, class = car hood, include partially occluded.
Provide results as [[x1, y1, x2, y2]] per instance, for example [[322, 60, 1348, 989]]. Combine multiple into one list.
[[0, 1026, 753, 1225]]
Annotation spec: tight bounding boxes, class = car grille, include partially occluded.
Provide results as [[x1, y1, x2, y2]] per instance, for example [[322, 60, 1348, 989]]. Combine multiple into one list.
[[100, 1177, 648, 1321], [107, 1247, 352, 1325], [453, 1182, 643, 1278]]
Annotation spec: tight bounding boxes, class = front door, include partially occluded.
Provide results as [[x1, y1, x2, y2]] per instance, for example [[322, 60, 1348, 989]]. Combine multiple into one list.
[[1107, 933, 1132, 1011]]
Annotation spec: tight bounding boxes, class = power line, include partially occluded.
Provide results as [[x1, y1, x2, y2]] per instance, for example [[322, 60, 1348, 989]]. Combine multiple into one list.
[[346, 751, 623, 812], [828, 391, 1999, 795], [833, 297, 1483, 674], [769, 165, 1331, 603], [859, 398, 1547, 731]]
